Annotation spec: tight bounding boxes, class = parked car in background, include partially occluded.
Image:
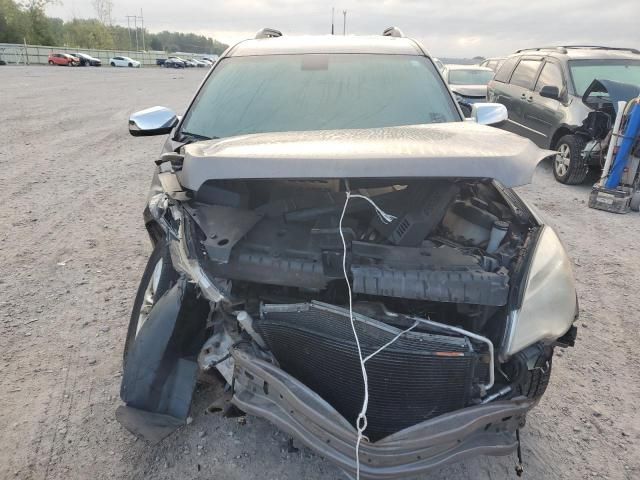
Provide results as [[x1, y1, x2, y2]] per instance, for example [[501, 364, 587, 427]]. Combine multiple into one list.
[[443, 65, 495, 116], [200, 58, 214, 67], [187, 58, 208, 67], [164, 57, 186, 68], [109, 56, 141, 68], [120, 28, 578, 480], [487, 46, 640, 184], [183, 58, 198, 67], [156, 58, 167, 66], [48, 53, 79, 66], [164, 58, 184, 68], [479, 57, 505, 72], [70, 52, 101, 66]]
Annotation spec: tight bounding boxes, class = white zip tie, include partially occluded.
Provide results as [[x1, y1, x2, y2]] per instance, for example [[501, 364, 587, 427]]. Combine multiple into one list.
[[338, 190, 411, 480]]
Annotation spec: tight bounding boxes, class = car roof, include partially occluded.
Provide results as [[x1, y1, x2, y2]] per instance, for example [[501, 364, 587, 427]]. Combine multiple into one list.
[[511, 46, 640, 61], [225, 35, 427, 57]]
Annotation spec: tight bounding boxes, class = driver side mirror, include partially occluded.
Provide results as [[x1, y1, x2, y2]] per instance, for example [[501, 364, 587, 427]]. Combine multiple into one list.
[[539, 85, 561, 100], [470, 103, 508, 126], [129, 106, 178, 137]]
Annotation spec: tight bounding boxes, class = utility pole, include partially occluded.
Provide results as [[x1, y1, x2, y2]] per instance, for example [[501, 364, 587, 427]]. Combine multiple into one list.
[[126, 16, 133, 51], [134, 16, 139, 51], [342, 10, 347, 35], [140, 9, 145, 51], [331, 7, 335, 35]]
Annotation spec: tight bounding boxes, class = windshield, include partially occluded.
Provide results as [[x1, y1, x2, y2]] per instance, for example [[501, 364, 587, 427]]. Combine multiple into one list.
[[448, 69, 494, 85], [180, 54, 460, 140], [570, 59, 640, 95]]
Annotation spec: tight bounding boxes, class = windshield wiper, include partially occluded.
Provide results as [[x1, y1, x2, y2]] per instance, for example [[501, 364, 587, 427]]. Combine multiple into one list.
[[179, 131, 219, 144]]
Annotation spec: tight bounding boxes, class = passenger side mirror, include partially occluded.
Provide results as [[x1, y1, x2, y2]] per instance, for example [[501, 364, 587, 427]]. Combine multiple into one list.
[[539, 85, 561, 100], [129, 106, 178, 137], [470, 103, 508, 126]]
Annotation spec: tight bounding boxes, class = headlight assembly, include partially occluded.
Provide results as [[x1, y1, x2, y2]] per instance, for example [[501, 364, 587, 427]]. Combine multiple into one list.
[[502, 226, 577, 359]]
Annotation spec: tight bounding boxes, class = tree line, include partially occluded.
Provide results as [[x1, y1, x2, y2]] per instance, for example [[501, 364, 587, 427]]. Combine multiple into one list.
[[0, 0, 229, 55]]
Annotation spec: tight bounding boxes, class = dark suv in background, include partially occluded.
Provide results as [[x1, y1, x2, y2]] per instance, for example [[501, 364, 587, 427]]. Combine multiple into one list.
[[488, 46, 640, 184]]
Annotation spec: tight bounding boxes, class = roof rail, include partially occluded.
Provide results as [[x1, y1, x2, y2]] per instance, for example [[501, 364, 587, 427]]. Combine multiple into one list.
[[515, 45, 640, 55], [382, 26, 404, 38], [515, 46, 568, 54], [561, 45, 640, 54], [255, 28, 282, 39]]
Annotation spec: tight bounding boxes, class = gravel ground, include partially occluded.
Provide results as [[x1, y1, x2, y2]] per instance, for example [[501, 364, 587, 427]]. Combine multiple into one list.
[[1, 66, 639, 480]]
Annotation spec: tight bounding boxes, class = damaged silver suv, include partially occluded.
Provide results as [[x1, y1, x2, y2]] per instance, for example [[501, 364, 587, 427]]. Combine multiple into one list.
[[118, 28, 579, 479]]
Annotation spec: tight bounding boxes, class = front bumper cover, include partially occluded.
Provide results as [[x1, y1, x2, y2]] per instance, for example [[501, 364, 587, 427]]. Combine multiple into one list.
[[231, 349, 533, 480]]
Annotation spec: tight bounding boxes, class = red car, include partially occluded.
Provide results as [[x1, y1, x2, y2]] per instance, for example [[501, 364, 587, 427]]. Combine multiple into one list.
[[48, 53, 79, 66]]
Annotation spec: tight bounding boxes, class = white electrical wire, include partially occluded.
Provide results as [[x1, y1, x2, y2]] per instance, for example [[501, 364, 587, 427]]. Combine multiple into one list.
[[338, 190, 496, 479], [339, 190, 412, 480]]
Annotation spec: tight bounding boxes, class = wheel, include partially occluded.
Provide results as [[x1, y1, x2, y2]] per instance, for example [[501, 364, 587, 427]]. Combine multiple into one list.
[[630, 192, 640, 212], [553, 135, 588, 184], [514, 355, 553, 402], [111, 62, 115, 67], [48, 60, 54, 65], [128, 62, 133, 67], [123, 240, 179, 363]]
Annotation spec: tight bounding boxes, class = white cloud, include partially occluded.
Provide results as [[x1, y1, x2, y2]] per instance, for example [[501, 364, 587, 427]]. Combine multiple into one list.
[[46, 0, 638, 57]]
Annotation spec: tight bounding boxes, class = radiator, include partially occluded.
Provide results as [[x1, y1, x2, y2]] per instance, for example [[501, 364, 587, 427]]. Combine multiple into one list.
[[257, 301, 484, 441]]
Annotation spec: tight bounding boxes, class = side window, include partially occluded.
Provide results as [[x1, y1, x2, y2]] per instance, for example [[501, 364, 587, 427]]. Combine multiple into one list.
[[494, 56, 519, 83], [510, 59, 542, 89], [535, 61, 564, 92]]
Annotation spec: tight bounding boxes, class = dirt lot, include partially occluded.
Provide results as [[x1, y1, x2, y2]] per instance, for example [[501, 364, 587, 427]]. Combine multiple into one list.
[[1, 65, 639, 480]]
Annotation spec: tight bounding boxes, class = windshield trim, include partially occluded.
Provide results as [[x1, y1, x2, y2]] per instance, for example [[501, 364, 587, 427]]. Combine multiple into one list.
[[176, 53, 462, 141]]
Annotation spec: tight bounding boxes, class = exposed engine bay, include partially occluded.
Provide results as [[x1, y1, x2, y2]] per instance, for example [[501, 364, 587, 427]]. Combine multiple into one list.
[[187, 178, 522, 307], [119, 150, 576, 479], [166, 177, 538, 439]]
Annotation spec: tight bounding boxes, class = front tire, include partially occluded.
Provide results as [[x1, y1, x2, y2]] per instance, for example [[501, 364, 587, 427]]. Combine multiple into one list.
[[123, 240, 178, 363], [128, 62, 133, 67], [515, 355, 553, 402], [553, 134, 588, 184], [111, 62, 115, 67]]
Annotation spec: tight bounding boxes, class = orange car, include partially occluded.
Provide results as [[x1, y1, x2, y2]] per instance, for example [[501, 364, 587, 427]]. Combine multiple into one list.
[[48, 53, 79, 66]]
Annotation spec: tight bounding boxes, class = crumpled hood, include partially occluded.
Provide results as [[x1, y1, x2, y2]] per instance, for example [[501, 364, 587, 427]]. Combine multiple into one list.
[[582, 79, 640, 113], [178, 122, 552, 190], [451, 85, 488, 98]]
